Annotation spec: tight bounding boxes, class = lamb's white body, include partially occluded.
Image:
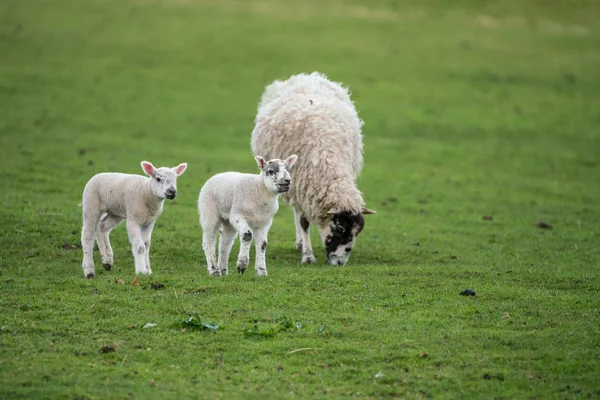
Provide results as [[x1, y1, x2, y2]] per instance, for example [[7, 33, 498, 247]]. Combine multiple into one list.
[[251, 72, 374, 266], [81, 161, 187, 278], [198, 156, 297, 276]]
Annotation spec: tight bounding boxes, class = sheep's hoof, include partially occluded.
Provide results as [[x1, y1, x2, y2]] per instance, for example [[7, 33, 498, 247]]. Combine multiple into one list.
[[302, 254, 317, 264], [220, 269, 228, 276], [237, 266, 246, 274], [85, 272, 95, 279], [209, 269, 221, 277], [256, 268, 268, 276], [103, 263, 112, 271]]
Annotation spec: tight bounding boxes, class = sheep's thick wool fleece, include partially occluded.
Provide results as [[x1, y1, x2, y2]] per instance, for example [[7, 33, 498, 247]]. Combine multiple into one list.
[[251, 72, 365, 221]]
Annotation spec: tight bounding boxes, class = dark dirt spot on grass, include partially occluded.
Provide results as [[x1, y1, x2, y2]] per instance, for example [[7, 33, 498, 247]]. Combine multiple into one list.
[[388, 197, 398, 203], [460, 289, 476, 296], [88, 160, 95, 167], [61, 242, 81, 250], [381, 201, 387, 206], [483, 215, 493, 220], [6, 279, 14, 284], [536, 221, 553, 230], [78, 148, 86, 156], [417, 199, 428, 204], [92, 288, 98, 295], [99, 344, 116, 353], [26, 251, 40, 258], [151, 283, 165, 290]]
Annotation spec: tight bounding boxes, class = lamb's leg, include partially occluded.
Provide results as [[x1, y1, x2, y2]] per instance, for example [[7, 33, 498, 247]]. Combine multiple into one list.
[[230, 216, 252, 274], [201, 220, 221, 276], [141, 221, 155, 275], [217, 222, 237, 276], [81, 208, 101, 279], [96, 213, 124, 271], [293, 206, 316, 264], [126, 220, 148, 275], [253, 224, 271, 276]]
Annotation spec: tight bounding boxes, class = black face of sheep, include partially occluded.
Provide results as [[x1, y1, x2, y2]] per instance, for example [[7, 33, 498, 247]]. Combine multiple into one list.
[[323, 212, 365, 266]]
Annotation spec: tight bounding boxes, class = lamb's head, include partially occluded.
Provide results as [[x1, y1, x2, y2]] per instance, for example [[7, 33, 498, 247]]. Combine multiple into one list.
[[255, 155, 298, 194], [318, 207, 376, 266], [141, 161, 188, 200]]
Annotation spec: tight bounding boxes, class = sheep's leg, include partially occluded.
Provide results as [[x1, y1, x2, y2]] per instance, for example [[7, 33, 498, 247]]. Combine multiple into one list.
[[253, 224, 271, 276], [202, 222, 221, 276], [230, 216, 252, 274], [126, 220, 148, 275], [217, 222, 237, 276], [293, 207, 303, 252], [81, 208, 102, 279], [293, 206, 316, 264], [96, 213, 124, 271], [141, 222, 155, 275]]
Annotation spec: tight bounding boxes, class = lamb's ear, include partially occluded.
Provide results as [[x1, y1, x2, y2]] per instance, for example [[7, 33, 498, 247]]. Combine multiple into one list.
[[255, 156, 266, 171], [361, 207, 376, 215], [141, 161, 156, 177], [172, 163, 187, 176], [327, 207, 340, 215], [284, 154, 298, 168]]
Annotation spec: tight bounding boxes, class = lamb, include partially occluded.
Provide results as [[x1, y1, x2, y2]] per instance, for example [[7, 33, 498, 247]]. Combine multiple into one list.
[[198, 155, 297, 276], [251, 72, 375, 266], [80, 161, 187, 278]]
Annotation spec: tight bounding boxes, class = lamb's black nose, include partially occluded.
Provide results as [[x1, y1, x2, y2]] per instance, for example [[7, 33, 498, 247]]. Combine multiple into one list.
[[283, 178, 291, 184], [166, 190, 176, 199]]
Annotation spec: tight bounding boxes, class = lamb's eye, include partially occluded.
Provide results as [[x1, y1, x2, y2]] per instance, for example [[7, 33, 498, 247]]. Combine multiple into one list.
[[267, 170, 274, 175], [156, 177, 162, 183]]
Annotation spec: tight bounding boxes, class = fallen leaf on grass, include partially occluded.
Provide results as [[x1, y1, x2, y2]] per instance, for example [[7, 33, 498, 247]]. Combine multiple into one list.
[[502, 312, 511, 319], [482, 215, 493, 221], [536, 221, 553, 230], [143, 323, 157, 329], [131, 277, 140, 286], [99, 344, 116, 353], [61, 242, 81, 250], [115, 279, 124, 285], [174, 314, 219, 331], [419, 352, 429, 358]]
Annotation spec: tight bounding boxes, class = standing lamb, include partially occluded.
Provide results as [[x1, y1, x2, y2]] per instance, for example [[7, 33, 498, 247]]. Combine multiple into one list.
[[198, 155, 297, 276], [81, 161, 187, 278], [251, 72, 375, 266]]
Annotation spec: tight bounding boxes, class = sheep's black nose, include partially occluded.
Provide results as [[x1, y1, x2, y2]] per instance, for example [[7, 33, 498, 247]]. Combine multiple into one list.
[[166, 190, 176, 199], [283, 178, 291, 184]]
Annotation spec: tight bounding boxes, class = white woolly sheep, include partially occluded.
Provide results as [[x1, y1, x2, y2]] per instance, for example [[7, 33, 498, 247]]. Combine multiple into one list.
[[198, 155, 297, 276], [251, 72, 375, 266], [81, 161, 187, 278]]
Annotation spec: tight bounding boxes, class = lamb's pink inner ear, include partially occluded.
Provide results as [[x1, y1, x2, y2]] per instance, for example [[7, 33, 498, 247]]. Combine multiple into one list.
[[285, 155, 298, 168], [255, 156, 266, 171], [141, 161, 155, 177], [174, 163, 187, 176]]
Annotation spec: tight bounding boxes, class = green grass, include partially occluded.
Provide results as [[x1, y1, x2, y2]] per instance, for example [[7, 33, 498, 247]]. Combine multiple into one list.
[[1, 0, 599, 398]]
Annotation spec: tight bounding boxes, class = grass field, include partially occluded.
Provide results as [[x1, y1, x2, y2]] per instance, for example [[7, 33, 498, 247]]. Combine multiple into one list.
[[1, 0, 599, 398]]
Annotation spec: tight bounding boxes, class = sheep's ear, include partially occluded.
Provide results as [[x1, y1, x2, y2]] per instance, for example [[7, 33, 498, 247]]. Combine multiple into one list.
[[172, 163, 187, 176], [361, 206, 376, 215], [255, 156, 266, 171], [141, 161, 156, 177], [327, 207, 340, 215], [284, 154, 298, 168]]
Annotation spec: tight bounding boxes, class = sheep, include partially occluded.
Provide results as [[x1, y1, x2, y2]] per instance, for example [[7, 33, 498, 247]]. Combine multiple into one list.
[[251, 72, 375, 266], [80, 161, 187, 278], [198, 155, 297, 276]]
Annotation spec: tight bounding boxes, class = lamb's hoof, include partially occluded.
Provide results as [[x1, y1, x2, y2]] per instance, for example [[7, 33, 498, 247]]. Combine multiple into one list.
[[256, 268, 268, 277], [302, 254, 317, 264], [103, 263, 112, 271], [209, 269, 221, 277], [220, 269, 228, 276], [85, 272, 95, 279], [237, 266, 246, 275]]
